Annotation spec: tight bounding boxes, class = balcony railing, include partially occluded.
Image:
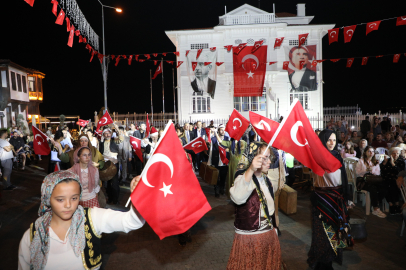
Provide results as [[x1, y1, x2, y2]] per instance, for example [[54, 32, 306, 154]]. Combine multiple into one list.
[[219, 13, 275, 25], [29, 92, 43, 101]]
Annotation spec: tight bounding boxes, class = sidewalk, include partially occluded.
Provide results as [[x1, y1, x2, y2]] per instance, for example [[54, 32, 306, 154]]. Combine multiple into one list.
[[0, 161, 405, 269]]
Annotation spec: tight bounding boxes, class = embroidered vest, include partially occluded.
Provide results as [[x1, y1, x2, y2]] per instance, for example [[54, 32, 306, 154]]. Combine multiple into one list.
[[30, 208, 102, 270]]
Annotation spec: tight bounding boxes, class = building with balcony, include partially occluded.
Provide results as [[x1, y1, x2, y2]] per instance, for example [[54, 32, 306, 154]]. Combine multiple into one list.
[[165, 3, 333, 123]]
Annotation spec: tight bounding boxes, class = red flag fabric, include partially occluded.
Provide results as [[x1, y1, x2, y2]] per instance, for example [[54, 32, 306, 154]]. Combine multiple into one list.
[[162, 53, 167, 56], [146, 114, 150, 138], [152, 53, 158, 57], [166, 61, 174, 65], [55, 9, 65, 25], [283, 61, 289, 70], [152, 63, 163, 79], [135, 55, 139, 61], [129, 136, 143, 162], [183, 137, 208, 154], [298, 33, 309, 47], [85, 44, 92, 52], [344, 25, 356, 43], [128, 55, 133, 65], [25, 0, 35, 7], [75, 29, 80, 36], [204, 62, 211, 66], [66, 17, 71, 32], [249, 111, 280, 144], [32, 126, 51, 155], [269, 61, 277, 66], [191, 62, 198, 71], [394, 54, 401, 63], [328, 28, 339, 45], [89, 50, 96, 62], [361, 57, 369, 65], [67, 26, 75, 47], [219, 144, 229, 165], [215, 62, 224, 66], [83, 37, 87, 43], [209, 47, 216, 52], [299, 61, 305, 70], [176, 61, 184, 68], [130, 123, 211, 239], [366, 21, 381, 35], [77, 119, 89, 127], [252, 40, 264, 53], [139, 59, 145, 63], [346, 58, 354, 68], [97, 53, 103, 64], [174, 52, 180, 57], [225, 109, 250, 141], [111, 55, 116, 60], [96, 111, 113, 131], [233, 43, 247, 55], [224, 45, 233, 52], [115, 56, 122, 66], [376, 55, 384, 58], [153, 60, 158, 65], [144, 54, 150, 60], [51, 0, 58, 16], [330, 59, 340, 63], [204, 128, 212, 143], [196, 49, 203, 59], [186, 50, 190, 57], [79, 35, 83, 43], [311, 60, 318, 68], [54, 163, 60, 172], [396, 16, 406, 26], [269, 99, 342, 176], [274, 37, 284, 48], [233, 45, 267, 97]]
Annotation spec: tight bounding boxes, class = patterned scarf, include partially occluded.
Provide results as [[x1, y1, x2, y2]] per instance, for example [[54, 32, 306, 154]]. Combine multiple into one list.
[[30, 171, 86, 270]]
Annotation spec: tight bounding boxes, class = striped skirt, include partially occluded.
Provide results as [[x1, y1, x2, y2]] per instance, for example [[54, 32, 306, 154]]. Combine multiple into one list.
[[79, 196, 100, 208]]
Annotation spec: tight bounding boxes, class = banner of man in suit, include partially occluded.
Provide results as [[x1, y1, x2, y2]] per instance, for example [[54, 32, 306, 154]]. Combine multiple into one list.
[[186, 50, 217, 99], [284, 45, 318, 92]]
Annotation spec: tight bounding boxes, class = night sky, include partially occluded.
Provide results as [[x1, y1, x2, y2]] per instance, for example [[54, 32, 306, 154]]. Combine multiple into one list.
[[1, 0, 406, 120]]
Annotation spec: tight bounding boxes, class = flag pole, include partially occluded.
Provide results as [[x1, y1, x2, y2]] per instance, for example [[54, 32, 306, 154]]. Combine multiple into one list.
[[150, 69, 153, 123], [162, 58, 165, 117], [172, 68, 176, 123]]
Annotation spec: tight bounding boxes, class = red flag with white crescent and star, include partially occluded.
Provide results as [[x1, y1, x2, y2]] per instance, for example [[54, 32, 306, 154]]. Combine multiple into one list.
[[344, 25, 357, 43], [366, 21, 381, 35], [145, 114, 150, 138], [249, 111, 280, 144], [252, 40, 264, 53], [210, 47, 216, 51], [55, 9, 65, 25], [32, 126, 51, 155], [224, 45, 233, 52], [152, 53, 158, 57], [129, 136, 143, 162], [225, 109, 250, 141], [328, 28, 339, 45], [346, 58, 354, 68], [204, 62, 211, 66], [130, 123, 211, 239], [96, 111, 113, 131], [298, 33, 309, 47], [361, 57, 369, 66], [128, 55, 133, 65], [394, 54, 401, 63], [268, 99, 342, 176], [166, 61, 174, 65], [204, 128, 212, 143], [274, 37, 284, 48], [283, 61, 289, 70], [152, 62, 163, 79], [183, 137, 208, 154], [196, 49, 203, 59], [67, 25, 75, 47], [396, 16, 406, 26], [174, 52, 180, 57], [219, 144, 229, 165], [176, 61, 183, 68], [144, 54, 150, 60], [77, 119, 89, 127], [311, 60, 318, 68], [191, 62, 198, 71], [233, 43, 247, 55], [233, 45, 267, 97]]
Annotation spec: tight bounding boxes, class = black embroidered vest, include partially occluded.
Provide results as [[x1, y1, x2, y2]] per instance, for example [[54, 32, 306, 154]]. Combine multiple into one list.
[[30, 207, 102, 270]]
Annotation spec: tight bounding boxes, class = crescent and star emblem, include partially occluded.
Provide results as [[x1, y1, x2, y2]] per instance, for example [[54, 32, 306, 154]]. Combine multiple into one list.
[[192, 141, 203, 148], [99, 117, 108, 125], [141, 153, 174, 189], [290, 121, 309, 147], [346, 29, 354, 36], [401, 16, 406, 20], [241, 54, 259, 71], [131, 141, 139, 148], [330, 31, 336, 38], [300, 37, 306, 43], [369, 23, 376, 28], [256, 120, 271, 131], [35, 134, 44, 145]]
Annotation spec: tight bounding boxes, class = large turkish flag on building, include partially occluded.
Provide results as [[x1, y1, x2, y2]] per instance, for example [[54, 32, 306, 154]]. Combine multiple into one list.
[[233, 45, 267, 97], [131, 123, 211, 239], [225, 109, 250, 141], [269, 99, 342, 176], [32, 126, 51, 155], [249, 111, 280, 144], [183, 137, 208, 154]]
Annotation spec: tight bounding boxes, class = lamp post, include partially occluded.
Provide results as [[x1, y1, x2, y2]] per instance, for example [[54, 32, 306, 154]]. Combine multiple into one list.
[[96, 0, 122, 113]]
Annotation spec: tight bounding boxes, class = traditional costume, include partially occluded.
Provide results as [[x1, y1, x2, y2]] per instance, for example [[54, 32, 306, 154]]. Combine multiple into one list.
[[69, 135, 104, 168]]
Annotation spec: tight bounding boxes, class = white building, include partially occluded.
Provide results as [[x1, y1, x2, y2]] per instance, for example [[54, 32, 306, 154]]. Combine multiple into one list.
[[165, 3, 334, 124]]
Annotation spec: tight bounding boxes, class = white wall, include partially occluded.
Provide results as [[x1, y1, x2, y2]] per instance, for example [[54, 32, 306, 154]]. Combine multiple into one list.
[[9, 66, 29, 102]]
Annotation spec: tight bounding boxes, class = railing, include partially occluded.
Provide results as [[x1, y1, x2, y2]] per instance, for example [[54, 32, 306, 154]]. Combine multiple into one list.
[[219, 13, 275, 25], [324, 105, 362, 115], [29, 92, 38, 100]]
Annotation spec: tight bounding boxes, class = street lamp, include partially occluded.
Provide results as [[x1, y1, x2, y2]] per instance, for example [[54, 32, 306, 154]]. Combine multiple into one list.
[[96, 0, 122, 113]]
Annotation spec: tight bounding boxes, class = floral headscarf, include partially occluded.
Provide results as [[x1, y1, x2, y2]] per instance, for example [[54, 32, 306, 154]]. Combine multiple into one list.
[[30, 170, 86, 270]]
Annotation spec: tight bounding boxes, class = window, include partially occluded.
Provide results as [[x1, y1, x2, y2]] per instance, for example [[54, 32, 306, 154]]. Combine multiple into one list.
[[10, 72, 16, 91], [246, 38, 254, 44], [190, 43, 209, 50], [22, 76, 27, 93], [259, 38, 267, 44], [234, 90, 267, 112], [290, 92, 309, 110], [192, 92, 211, 113], [28, 77, 35, 92], [234, 97, 241, 111], [251, 96, 258, 111], [38, 78, 42, 92], [260, 88, 266, 111], [17, 74, 22, 92], [289, 40, 307, 46], [235, 39, 242, 44], [242, 97, 249, 111], [1, 71, 7, 88]]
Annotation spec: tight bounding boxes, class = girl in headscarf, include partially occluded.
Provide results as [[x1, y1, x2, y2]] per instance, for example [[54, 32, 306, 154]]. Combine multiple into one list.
[[69, 134, 104, 169], [227, 142, 283, 270], [68, 147, 100, 208], [18, 170, 144, 270], [307, 129, 354, 270]]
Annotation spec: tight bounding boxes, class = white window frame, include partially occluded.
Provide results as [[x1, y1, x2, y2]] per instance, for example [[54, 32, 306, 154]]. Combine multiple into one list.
[[289, 40, 307, 46], [190, 43, 209, 50], [191, 91, 211, 114], [290, 92, 310, 110], [233, 88, 266, 112]]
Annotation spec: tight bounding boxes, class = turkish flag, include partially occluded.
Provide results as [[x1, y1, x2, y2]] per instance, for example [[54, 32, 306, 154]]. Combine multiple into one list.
[[183, 137, 208, 154], [79, 35, 83, 43], [225, 109, 250, 141], [233, 43, 247, 55], [361, 57, 368, 66], [176, 61, 184, 68], [131, 124, 211, 239], [252, 40, 264, 53], [210, 47, 216, 51], [215, 62, 224, 66], [344, 25, 356, 43], [135, 55, 139, 61], [346, 58, 354, 68], [51, 0, 58, 16], [97, 53, 103, 64], [96, 111, 113, 131], [328, 28, 339, 45], [196, 49, 203, 59], [274, 37, 284, 48], [24, 0, 35, 7], [283, 61, 289, 70], [396, 16, 406, 26], [233, 45, 267, 97], [139, 59, 145, 63], [153, 60, 158, 65], [191, 62, 198, 71], [174, 52, 180, 57], [366, 21, 381, 35], [249, 111, 280, 144], [311, 60, 318, 68], [330, 59, 340, 63], [376, 55, 384, 58], [146, 114, 150, 137], [299, 61, 305, 70], [144, 54, 150, 60], [54, 163, 60, 172], [204, 128, 212, 143], [89, 50, 96, 62], [204, 62, 211, 66], [115, 56, 122, 66], [129, 136, 143, 163], [298, 33, 309, 47], [32, 126, 51, 155], [166, 61, 174, 65], [67, 26, 75, 47], [55, 9, 65, 25], [128, 55, 133, 65], [219, 144, 229, 165], [186, 50, 190, 57], [269, 99, 342, 176], [224, 45, 233, 52], [394, 54, 401, 63], [152, 53, 158, 57], [66, 17, 71, 32], [77, 119, 89, 127], [269, 61, 277, 66], [152, 63, 163, 79]]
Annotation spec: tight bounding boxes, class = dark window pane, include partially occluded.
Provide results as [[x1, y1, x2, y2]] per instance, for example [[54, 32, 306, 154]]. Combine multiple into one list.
[[11, 72, 16, 91], [17, 74, 22, 92], [22, 76, 27, 93]]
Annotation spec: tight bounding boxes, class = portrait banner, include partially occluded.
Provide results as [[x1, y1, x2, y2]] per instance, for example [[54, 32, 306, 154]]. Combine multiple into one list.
[[186, 50, 217, 99], [283, 45, 318, 92]]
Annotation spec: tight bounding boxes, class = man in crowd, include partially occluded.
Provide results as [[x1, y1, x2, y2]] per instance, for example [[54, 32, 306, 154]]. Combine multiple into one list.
[[183, 122, 195, 144], [360, 116, 371, 138], [0, 130, 15, 191], [209, 124, 229, 197], [133, 122, 148, 175], [380, 116, 390, 133], [60, 129, 73, 169], [193, 121, 207, 170], [336, 120, 347, 139], [129, 123, 137, 136], [116, 125, 132, 183], [341, 116, 348, 129], [46, 127, 52, 137], [99, 128, 120, 204], [9, 131, 26, 170], [371, 133, 388, 148]]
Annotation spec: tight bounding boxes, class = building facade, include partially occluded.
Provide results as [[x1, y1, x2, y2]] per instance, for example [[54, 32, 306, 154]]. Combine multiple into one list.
[[165, 4, 334, 124]]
